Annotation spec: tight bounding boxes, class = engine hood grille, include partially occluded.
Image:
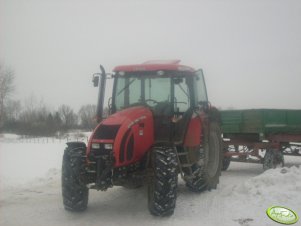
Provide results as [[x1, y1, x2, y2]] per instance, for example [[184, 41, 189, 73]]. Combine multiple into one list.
[[93, 125, 120, 140]]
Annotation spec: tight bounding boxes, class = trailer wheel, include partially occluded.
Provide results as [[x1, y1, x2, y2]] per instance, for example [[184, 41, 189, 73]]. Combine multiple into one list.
[[263, 150, 284, 170], [186, 122, 223, 192], [62, 143, 89, 211], [222, 148, 231, 171], [148, 147, 178, 216], [222, 156, 231, 171]]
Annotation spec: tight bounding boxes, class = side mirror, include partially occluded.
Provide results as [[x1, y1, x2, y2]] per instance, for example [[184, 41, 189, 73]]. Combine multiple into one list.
[[198, 101, 210, 112], [92, 74, 100, 87]]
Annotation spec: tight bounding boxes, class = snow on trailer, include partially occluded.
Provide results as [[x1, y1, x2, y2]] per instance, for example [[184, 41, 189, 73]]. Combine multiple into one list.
[[221, 109, 301, 170]]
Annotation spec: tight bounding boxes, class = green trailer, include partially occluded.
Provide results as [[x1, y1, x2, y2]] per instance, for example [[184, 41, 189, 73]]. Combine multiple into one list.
[[221, 109, 301, 170]]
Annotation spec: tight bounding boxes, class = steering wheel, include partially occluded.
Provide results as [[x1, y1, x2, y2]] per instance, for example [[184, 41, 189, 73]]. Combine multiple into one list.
[[174, 101, 187, 105]]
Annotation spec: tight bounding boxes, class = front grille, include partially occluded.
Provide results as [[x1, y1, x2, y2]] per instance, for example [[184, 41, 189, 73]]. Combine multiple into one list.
[[90, 144, 111, 157], [94, 125, 120, 139]]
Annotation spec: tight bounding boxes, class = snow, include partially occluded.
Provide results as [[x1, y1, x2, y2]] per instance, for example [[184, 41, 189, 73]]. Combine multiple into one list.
[[1, 136, 301, 226], [0, 133, 20, 140]]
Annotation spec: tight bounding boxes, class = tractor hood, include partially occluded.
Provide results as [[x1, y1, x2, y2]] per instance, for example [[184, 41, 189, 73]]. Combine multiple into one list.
[[103, 106, 152, 126], [88, 106, 154, 166]]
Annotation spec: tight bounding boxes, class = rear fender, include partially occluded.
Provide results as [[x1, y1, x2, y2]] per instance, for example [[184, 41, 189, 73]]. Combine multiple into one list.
[[184, 112, 202, 147]]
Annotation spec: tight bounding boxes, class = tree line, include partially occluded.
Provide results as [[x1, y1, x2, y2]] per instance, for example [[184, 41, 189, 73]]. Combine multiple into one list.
[[0, 64, 99, 136], [2, 101, 98, 136]]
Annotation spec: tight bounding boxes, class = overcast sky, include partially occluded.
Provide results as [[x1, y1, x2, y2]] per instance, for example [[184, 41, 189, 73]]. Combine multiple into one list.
[[1, 0, 301, 111]]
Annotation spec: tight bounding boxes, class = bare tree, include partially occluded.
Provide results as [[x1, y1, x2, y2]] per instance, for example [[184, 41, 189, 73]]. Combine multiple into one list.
[[78, 104, 96, 130], [58, 104, 78, 130], [5, 100, 21, 121], [0, 64, 15, 126]]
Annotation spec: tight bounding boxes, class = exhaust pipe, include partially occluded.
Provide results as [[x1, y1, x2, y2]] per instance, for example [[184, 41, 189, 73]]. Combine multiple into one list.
[[94, 65, 106, 123]]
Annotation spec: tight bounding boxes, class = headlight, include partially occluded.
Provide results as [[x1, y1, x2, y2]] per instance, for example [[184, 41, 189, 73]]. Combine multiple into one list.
[[91, 143, 100, 149], [104, 143, 113, 149]]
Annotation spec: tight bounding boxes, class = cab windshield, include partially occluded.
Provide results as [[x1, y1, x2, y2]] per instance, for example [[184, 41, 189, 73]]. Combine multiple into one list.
[[112, 72, 192, 114]]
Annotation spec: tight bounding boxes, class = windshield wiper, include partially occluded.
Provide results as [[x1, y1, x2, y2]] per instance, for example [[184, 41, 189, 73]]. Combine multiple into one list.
[[117, 78, 136, 96], [177, 83, 190, 99]]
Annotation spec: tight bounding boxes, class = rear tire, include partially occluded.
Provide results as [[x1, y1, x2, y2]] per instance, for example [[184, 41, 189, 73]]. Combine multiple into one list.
[[148, 147, 178, 216], [186, 122, 223, 192], [62, 143, 89, 211], [263, 150, 284, 170]]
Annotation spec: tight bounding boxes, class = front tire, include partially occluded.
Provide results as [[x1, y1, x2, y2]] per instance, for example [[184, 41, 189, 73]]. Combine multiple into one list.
[[62, 142, 89, 211], [148, 147, 178, 216]]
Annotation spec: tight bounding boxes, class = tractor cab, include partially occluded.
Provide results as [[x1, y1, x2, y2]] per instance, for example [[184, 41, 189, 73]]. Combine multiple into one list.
[[111, 61, 208, 114], [93, 60, 209, 144]]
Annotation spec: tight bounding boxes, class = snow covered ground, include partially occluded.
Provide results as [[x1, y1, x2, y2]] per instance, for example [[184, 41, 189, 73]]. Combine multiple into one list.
[[0, 134, 300, 226]]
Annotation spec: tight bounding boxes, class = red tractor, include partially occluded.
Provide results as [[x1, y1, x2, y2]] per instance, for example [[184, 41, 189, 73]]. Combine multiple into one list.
[[62, 60, 223, 216]]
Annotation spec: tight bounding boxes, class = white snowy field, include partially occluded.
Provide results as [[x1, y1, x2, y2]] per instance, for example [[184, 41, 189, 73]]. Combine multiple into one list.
[[0, 135, 301, 226]]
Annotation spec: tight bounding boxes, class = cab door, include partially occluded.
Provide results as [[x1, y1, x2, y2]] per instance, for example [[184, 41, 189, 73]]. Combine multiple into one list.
[[183, 69, 209, 147]]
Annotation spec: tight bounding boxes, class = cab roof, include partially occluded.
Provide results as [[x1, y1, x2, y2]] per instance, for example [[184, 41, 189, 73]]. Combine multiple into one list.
[[113, 60, 195, 73]]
